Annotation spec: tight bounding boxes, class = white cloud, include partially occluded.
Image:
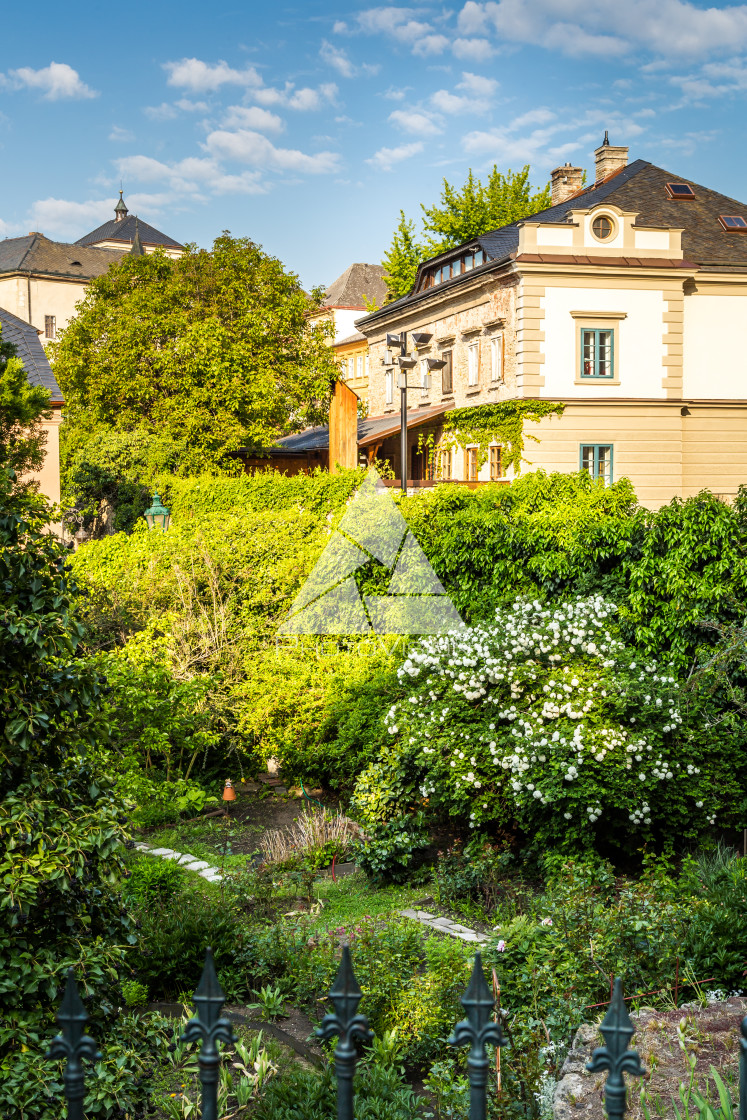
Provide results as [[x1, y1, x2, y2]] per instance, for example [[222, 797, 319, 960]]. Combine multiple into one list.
[[115, 153, 266, 197], [320, 40, 355, 78], [430, 71, 499, 114], [333, 20, 348, 33], [413, 34, 450, 55], [670, 56, 747, 99], [457, 0, 747, 59], [452, 37, 496, 61], [250, 81, 337, 110], [5, 62, 97, 100], [222, 105, 285, 133], [163, 57, 261, 92], [144, 102, 178, 121], [109, 125, 135, 142], [389, 108, 443, 135], [366, 140, 424, 171], [459, 72, 499, 96], [205, 129, 341, 173], [26, 197, 112, 237], [383, 86, 409, 100], [461, 107, 644, 168], [356, 7, 432, 39], [175, 98, 209, 112], [458, 1, 491, 34]]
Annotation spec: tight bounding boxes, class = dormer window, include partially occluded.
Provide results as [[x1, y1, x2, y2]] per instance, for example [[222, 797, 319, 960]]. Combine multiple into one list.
[[666, 183, 696, 200], [417, 247, 486, 292], [719, 215, 747, 231]]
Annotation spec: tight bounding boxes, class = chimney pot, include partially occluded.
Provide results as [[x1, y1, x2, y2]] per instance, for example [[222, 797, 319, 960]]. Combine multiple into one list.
[[550, 164, 584, 205], [594, 133, 628, 182]]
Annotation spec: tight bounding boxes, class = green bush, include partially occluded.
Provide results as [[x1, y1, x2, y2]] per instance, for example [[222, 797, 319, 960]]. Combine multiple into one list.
[[354, 816, 430, 886], [130, 885, 242, 999], [253, 1063, 423, 1120], [351, 595, 747, 849], [123, 856, 184, 906]]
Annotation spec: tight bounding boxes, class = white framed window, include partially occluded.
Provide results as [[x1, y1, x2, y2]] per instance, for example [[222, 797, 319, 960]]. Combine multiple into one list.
[[490, 335, 503, 382], [385, 369, 393, 405], [468, 341, 479, 386], [45, 315, 56, 340], [356, 355, 363, 379], [347, 356, 355, 379], [420, 358, 429, 397]]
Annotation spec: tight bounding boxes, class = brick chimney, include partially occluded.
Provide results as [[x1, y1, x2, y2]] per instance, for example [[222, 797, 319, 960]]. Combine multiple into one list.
[[594, 131, 628, 182], [551, 163, 584, 205]]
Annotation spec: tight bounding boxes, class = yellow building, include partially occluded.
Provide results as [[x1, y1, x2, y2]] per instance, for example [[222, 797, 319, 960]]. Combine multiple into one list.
[[356, 135, 747, 507], [0, 193, 184, 351], [333, 331, 370, 404]]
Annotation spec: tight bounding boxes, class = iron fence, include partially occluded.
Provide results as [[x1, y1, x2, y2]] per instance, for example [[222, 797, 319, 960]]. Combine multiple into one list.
[[47, 946, 747, 1120]]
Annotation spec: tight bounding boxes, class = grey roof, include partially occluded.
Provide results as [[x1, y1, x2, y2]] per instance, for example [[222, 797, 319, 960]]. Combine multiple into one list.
[[335, 331, 366, 346], [359, 158, 747, 324], [323, 263, 387, 309], [265, 404, 450, 454], [76, 212, 183, 250], [0, 306, 63, 402], [0, 233, 124, 280]]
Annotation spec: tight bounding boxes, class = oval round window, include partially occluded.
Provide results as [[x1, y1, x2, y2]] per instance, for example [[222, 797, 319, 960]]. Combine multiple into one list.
[[592, 215, 614, 240]]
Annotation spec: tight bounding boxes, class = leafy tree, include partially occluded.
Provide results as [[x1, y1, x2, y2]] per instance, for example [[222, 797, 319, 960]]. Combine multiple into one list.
[[0, 327, 51, 483], [382, 165, 552, 300], [52, 233, 339, 475], [0, 467, 136, 1117], [61, 424, 185, 536], [381, 210, 424, 304]]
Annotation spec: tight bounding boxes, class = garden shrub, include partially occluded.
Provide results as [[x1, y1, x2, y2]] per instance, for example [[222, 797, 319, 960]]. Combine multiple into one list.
[[123, 855, 184, 906], [252, 1062, 423, 1120], [351, 595, 747, 849], [130, 884, 242, 999], [354, 815, 430, 885]]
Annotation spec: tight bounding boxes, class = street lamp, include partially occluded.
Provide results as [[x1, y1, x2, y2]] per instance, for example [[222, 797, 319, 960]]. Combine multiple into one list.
[[144, 491, 171, 531]]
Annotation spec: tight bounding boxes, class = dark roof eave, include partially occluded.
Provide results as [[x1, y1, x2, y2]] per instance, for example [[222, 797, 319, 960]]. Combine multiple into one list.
[[356, 256, 515, 329]]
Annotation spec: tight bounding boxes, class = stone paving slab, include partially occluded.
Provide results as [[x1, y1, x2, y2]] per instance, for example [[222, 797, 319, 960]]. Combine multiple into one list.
[[398, 909, 490, 944]]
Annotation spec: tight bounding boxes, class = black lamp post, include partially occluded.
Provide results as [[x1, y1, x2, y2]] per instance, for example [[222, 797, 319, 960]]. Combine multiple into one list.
[[387, 331, 434, 493]]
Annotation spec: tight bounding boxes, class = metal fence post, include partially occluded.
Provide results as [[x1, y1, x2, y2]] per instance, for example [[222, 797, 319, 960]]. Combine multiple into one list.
[[586, 977, 646, 1120], [46, 968, 101, 1120], [316, 944, 373, 1120], [180, 948, 236, 1120], [449, 953, 505, 1120]]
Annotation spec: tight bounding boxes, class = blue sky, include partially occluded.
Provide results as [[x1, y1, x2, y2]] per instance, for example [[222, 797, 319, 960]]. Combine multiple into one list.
[[2, 0, 747, 290]]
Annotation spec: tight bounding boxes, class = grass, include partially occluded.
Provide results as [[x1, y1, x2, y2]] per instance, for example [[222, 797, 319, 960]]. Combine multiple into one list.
[[139, 818, 258, 870], [309, 871, 434, 933]]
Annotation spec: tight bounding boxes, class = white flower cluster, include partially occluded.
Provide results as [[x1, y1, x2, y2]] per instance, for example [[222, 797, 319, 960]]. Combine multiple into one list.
[[382, 596, 712, 832]]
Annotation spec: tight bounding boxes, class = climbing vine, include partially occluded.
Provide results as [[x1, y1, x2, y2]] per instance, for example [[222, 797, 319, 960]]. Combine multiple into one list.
[[440, 400, 565, 474]]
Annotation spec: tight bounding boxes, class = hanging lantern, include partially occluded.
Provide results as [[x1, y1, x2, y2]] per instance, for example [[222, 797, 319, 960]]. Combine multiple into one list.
[[144, 492, 171, 531], [222, 780, 236, 802]]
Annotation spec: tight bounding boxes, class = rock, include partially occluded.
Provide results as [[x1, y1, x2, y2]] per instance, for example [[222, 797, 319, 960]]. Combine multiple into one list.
[[180, 860, 211, 871]]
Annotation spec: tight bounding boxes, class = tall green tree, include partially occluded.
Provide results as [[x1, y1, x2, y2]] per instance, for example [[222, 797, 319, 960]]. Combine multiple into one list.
[[0, 328, 51, 482], [380, 210, 424, 305], [52, 233, 340, 475], [0, 465, 135, 1117], [382, 165, 552, 300]]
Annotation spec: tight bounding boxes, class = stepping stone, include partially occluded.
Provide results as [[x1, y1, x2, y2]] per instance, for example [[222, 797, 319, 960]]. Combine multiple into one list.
[[159, 851, 183, 861], [199, 869, 222, 882], [150, 848, 176, 856], [180, 860, 210, 871], [134, 843, 150, 852], [176, 854, 200, 865], [429, 917, 455, 929]]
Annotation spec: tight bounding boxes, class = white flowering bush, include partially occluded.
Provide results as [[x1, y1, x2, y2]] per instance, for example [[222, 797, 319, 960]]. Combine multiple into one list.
[[351, 596, 723, 847]]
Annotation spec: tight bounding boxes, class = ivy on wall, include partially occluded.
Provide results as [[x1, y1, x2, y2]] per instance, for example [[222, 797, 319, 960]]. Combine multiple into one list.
[[440, 400, 565, 473]]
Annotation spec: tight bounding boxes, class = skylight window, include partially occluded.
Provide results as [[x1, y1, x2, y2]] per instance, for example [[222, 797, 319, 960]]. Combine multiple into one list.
[[719, 215, 747, 231], [665, 183, 696, 199]]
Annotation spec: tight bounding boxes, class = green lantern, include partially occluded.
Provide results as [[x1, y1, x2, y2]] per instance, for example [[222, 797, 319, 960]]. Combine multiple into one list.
[[144, 491, 171, 531]]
